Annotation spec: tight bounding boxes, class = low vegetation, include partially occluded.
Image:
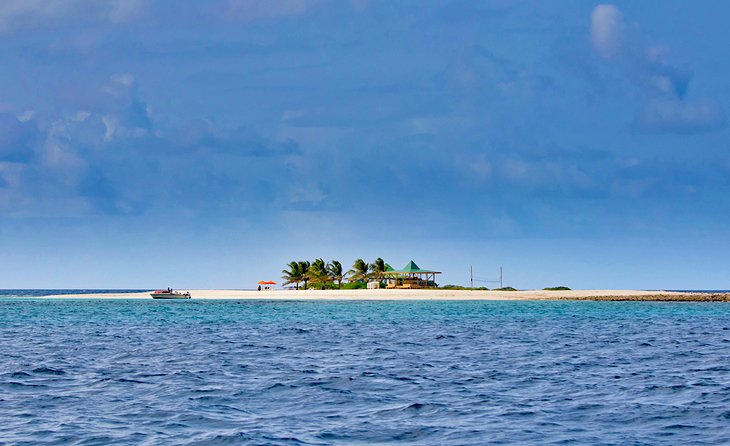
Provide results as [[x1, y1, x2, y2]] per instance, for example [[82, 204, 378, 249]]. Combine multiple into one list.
[[440, 285, 489, 290], [494, 287, 518, 291], [543, 286, 571, 291]]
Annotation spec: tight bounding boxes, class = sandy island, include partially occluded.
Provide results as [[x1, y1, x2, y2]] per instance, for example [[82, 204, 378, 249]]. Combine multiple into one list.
[[42, 289, 730, 301]]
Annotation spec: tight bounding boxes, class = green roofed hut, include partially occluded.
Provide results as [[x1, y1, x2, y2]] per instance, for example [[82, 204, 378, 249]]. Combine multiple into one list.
[[383, 260, 441, 289]]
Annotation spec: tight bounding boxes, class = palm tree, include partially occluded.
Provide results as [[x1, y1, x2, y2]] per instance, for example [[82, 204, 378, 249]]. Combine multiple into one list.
[[327, 260, 344, 288], [347, 258, 370, 283], [298, 260, 311, 290], [307, 258, 330, 289], [281, 261, 304, 290], [369, 257, 386, 281]]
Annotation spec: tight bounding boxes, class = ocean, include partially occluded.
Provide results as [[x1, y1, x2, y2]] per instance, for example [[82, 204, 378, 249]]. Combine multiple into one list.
[[1, 294, 729, 445]]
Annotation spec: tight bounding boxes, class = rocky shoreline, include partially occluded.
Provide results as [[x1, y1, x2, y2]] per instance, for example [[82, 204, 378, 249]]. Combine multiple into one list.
[[553, 293, 730, 302]]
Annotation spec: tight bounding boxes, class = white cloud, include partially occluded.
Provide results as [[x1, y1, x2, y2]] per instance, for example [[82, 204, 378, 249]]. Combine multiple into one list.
[[110, 73, 135, 88], [98, 74, 152, 139], [101, 116, 117, 141], [442, 46, 555, 99], [42, 119, 87, 177], [590, 3, 689, 98], [0, 0, 143, 32], [590, 4, 626, 61], [17, 110, 35, 123], [632, 98, 726, 134], [288, 181, 327, 205], [74, 111, 91, 122], [226, 0, 320, 22], [104, 0, 143, 23], [0, 161, 23, 189], [590, 4, 723, 134]]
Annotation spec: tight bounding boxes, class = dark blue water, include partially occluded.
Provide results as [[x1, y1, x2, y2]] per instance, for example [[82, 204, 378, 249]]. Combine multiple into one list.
[[1, 298, 729, 445]]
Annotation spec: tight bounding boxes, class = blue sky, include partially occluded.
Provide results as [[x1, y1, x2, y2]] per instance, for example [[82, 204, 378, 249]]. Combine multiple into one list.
[[1, 0, 729, 289]]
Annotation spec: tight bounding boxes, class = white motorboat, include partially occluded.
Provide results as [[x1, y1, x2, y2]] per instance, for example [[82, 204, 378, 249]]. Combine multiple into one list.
[[151, 289, 191, 299]]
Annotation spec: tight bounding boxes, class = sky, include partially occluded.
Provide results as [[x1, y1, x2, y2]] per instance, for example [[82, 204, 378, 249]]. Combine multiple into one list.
[[1, 0, 729, 290]]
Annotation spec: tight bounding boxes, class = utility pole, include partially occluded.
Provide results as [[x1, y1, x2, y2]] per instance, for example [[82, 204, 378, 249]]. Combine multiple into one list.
[[470, 266, 473, 288], [500, 266, 503, 289]]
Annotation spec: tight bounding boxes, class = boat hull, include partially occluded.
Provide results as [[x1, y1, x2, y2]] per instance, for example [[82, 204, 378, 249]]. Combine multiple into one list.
[[150, 293, 191, 299]]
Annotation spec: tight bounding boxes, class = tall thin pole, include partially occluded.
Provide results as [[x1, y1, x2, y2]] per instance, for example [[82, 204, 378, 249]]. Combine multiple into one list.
[[470, 265, 473, 288], [500, 266, 503, 289]]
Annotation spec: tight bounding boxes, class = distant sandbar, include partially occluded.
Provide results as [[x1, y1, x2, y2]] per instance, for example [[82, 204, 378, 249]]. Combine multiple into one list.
[[41, 289, 730, 301]]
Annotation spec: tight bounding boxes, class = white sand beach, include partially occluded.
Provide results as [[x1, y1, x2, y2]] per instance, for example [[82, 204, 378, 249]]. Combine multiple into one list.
[[41, 289, 723, 301]]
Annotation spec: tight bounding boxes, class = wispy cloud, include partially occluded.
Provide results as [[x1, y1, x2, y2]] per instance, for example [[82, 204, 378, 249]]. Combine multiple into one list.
[[441, 46, 555, 98], [1, 1, 728, 240], [590, 4, 725, 134], [632, 98, 726, 134], [225, 0, 321, 22], [0, 0, 143, 32], [0, 75, 302, 218]]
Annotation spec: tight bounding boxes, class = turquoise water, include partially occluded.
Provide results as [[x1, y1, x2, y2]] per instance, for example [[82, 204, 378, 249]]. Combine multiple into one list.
[[1, 298, 729, 445]]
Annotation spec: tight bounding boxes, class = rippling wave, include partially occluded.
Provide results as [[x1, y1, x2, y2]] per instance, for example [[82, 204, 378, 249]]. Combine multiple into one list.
[[1, 299, 729, 445]]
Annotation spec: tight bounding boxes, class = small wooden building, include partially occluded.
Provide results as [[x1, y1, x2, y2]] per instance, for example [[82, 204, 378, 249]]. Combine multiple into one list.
[[383, 260, 441, 289]]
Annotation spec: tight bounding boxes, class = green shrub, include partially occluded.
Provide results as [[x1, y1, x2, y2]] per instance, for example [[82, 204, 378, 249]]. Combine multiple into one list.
[[341, 281, 367, 290], [543, 286, 571, 291], [495, 287, 517, 291]]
